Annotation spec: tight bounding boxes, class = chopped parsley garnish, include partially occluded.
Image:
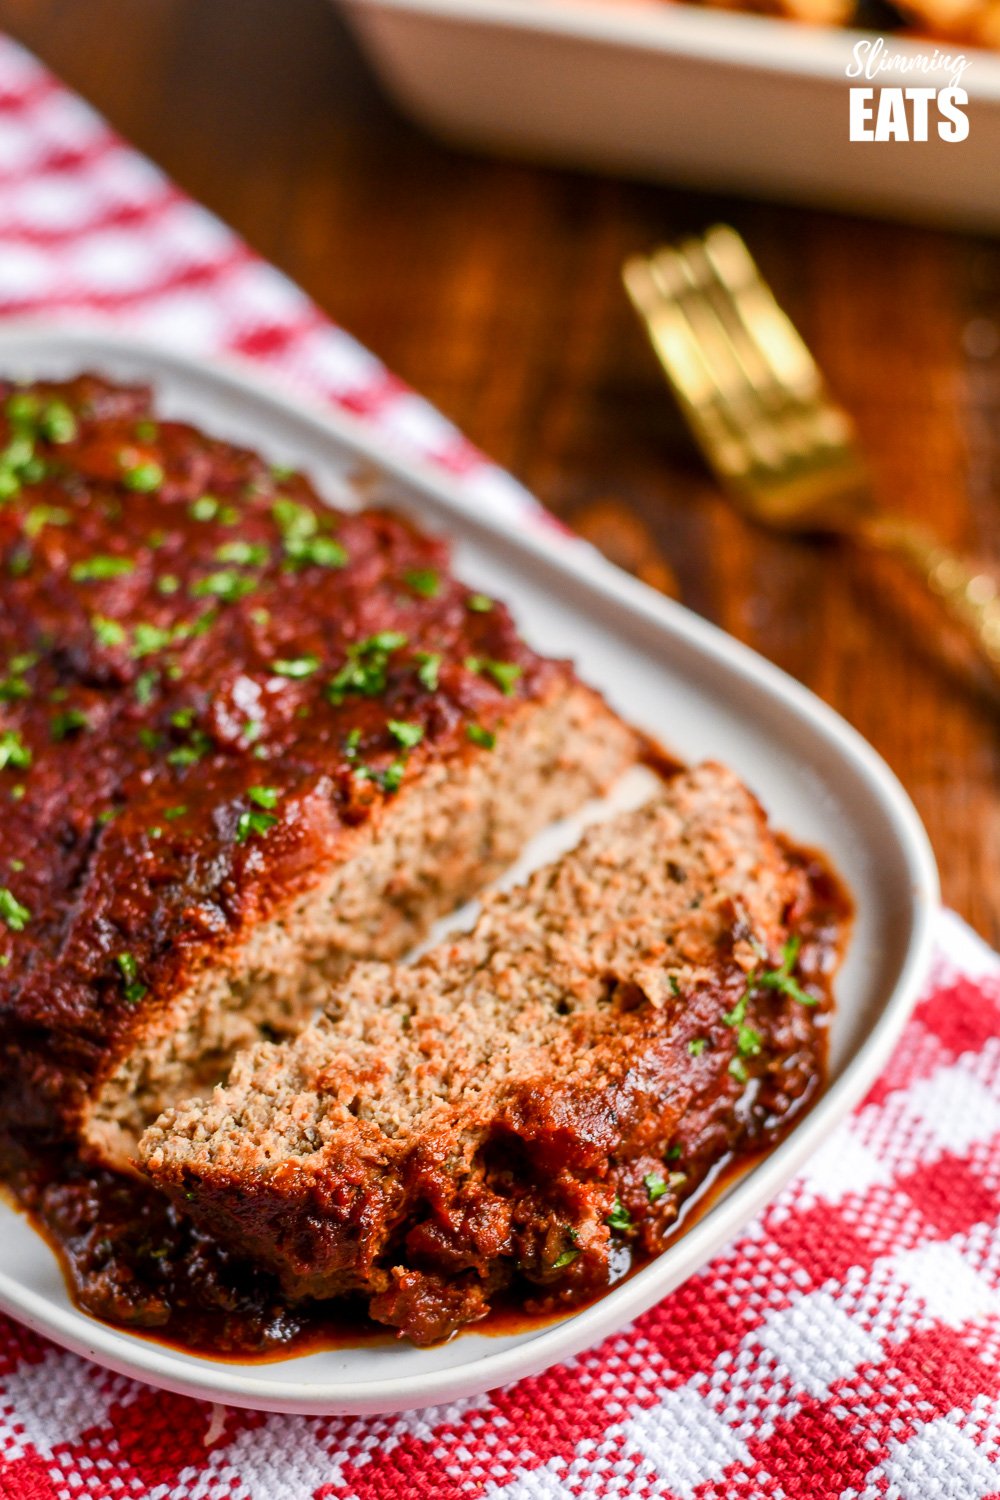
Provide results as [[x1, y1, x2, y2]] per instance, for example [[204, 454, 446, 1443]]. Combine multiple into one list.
[[50, 708, 89, 740], [757, 936, 816, 1007], [243, 719, 263, 743], [216, 540, 270, 567], [606, 1197, 633, 1233], [466, 723, 495, 749], [356, 759, 407, 795], [668, 974, 682, 997], [0, 888, 31, 932], [96, 806, 119, 825], [344, 727, 362, 758], [467, 593, 493, 613], [23, 505, 70, 538], [115, 952, 147, 1003], [134, 670, 158, 706], [271, 655, 320, 679], [287, 535, 347, 570], [39, 401, 78, 444], [387, 719, 424, 749], [688, 1037, 708, 1057], [170, 707, 196, 729], [138, 728, 162, 752], [166, 734, 209, 767], [484, 660, 522, 696], [164, 804, 187, 820], [465, 657, 522, 696], [247, 786, 280, 810], [120, 458, 164, 493], [190, 495, 220, 522], [134, 421, 158, 443], [551, 1247, 579, 1270], [737, 1024, 763, 1057], [644, 1172, 668, 1202], [92, 615, 126, 648], [327, 632, 407, 703], [131, 623, 174, 657], [10, 784, 26, 801], [404, 568, 440, 598], [0, 676, 30, 702], [0, 731, 31, 772], [70, 555, 135, 582], [191, 570, 257, 604], [729, 1057, 749, 1084], [414, 651, 441, 691], [156, 574, 180, 596], [236, 807, 279, 843]]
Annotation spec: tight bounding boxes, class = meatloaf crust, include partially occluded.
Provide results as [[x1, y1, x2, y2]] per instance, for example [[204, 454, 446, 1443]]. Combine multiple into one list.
[[141, 763, 844, 1345], [0, 375, 636, 1165]]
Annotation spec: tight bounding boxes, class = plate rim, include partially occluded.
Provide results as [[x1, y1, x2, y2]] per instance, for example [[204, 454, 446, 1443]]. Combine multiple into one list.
[[0, 323, 940, 1413]]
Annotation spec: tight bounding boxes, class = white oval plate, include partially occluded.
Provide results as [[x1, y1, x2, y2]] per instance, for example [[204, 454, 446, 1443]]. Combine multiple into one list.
[[0, 326, 939, 1414]]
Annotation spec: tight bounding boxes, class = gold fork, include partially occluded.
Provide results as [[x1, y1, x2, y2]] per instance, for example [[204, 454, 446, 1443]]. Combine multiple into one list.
[[623, 225, 1000, 678]]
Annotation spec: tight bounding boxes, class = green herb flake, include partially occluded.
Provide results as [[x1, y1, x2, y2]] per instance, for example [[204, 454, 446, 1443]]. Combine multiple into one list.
[[729, 1056, 749, 1084], [115, 951, 147, 1003], [236, 807, 279, 843], [0, 731, 31, 772], [644, 1172, 669, 1203], [216, 540, 270, 567], [737, 1024, 763, 1058], [164, 804, 187, 820], [466, 723, 495, 750], [70, 555, 135, 583], [134, 670, 158, 706], [344, 727, 362, 758], [606, 1197, 633, 1234], [134, 421, 158, 443], [404, 568, 440, 598], [467, 593, 494, 613], [138, 728, 162, 752], [96, 806, 119, 825], [191, 570, 257, 604], [10, 784, 26, 801], [156, 574, 180, 596], [551, 1247, 579, 1270], [131, 623, 174, 658], [189, 495, 220, 522], [0, 888, 31, 932], [387, 719, 424, 749], [51, 708, 89, 741], [0, 882, 31, 930], [757, 935, 817, 1007], [0, 677, 30, 703], [415, 651, 441, 691], [483, 660, 522, 696], [92, 615, 127, 648], [285, 535, 347, 571], [24, 505, 70, 539], [247, 786, 280, 810], [40, 400, 78, 445], [271, 655, 320, 679], [688, 1037, 709, 1057], [326, 633, 407, 703], [120, 458, 164, 493]]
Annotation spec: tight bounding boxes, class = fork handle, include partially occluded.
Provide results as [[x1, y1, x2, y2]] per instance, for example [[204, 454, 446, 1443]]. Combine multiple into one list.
[[855, 513, 1000, 677]]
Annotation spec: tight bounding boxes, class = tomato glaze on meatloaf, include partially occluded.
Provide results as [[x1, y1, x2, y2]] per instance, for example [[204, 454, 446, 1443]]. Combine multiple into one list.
[[0, 375, 637, 1169]]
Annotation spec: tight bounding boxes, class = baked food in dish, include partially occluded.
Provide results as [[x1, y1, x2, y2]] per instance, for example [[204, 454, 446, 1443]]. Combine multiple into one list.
[[141, 762, 841, 1345], [0, 375, 637, 1170]]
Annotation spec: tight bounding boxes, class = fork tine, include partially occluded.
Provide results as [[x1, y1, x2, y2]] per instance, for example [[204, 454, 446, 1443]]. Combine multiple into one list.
[[623, 253, 760, 482]]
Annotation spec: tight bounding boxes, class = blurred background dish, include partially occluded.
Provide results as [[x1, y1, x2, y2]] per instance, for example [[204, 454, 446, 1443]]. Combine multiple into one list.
[[340, 0, 1000, 229]]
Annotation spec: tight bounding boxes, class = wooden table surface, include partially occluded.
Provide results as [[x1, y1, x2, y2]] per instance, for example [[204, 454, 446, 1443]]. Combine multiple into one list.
[[4, 0, 999, 940]]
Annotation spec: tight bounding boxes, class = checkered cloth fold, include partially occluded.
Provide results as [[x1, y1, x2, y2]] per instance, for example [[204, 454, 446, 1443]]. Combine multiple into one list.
[[1, 35, 999, 1500]]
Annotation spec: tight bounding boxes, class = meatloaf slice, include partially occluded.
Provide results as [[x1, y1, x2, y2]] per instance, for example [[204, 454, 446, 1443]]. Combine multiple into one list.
[[0, 374, 636, 1169], [141, 763, 842, 1345]]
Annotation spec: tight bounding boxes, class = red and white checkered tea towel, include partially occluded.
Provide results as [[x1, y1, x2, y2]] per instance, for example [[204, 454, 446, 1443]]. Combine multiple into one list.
[[2, 33, 1000, 1500]]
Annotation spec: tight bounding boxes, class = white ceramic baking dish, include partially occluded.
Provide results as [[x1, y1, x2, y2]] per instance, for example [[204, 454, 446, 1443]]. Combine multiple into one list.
[[0, 325, 938, 1414], [339, 0, 1000, 230]]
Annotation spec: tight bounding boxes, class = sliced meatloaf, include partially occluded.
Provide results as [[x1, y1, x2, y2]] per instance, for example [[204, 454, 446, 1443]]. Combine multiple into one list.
[[141, 763, 843, 1345], [0, 375, 636, 1168]]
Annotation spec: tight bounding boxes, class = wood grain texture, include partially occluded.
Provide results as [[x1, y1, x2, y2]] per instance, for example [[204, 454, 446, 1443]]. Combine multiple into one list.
[[3, 0, 999, 938]]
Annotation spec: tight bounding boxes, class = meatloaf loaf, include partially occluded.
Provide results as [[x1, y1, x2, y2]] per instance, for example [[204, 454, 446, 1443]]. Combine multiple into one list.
[[0, 374, 636, 1168], [141, 762, 841, 1345]]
